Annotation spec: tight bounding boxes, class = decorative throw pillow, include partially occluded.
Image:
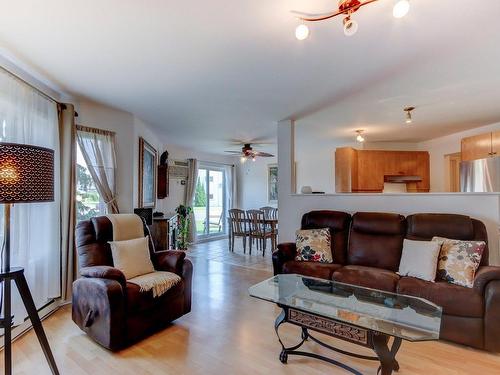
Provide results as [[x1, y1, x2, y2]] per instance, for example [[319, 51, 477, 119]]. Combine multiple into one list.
[[295, 228, 333, 263], [109, 236, 155, 279], [397, 239, 441, 282], [432, 236, 486, 288]]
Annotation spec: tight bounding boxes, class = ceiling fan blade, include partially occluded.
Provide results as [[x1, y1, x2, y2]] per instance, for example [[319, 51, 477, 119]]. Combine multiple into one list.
[[224, 151, 243, 154], [253, 151, 275, 157]]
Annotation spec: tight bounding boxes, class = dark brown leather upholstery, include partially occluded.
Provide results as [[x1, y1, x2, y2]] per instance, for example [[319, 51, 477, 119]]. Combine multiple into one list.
[[272, 211, 351, 275], [407, 213, 489, 266], [72, 216, 192, 350], [398, 277, 483, 317], [333, 265, 400, 292], [273, 210, 500, 352], [348, 212, 405, 271], [283, 261, 342, 280], [301, 211, 352, 264]]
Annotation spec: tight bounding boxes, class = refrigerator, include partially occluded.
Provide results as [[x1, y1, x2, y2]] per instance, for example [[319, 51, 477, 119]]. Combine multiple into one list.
[[460, 157, 500, 192]]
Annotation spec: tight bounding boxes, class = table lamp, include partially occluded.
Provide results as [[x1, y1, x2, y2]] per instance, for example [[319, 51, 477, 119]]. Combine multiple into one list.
[[0, 142, 59, 375]]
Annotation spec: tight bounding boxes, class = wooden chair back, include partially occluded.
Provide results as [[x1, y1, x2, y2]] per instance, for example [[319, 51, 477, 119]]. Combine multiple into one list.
[[247, 209, 266, 235], [228, 209, 246, 236]]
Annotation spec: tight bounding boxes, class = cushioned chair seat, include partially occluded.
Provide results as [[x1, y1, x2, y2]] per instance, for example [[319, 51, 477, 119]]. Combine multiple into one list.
[[397, 277, 483, 318], [126, 280, 184, 313], [283, 261, 342, 280], [332, 265, 400, 292]]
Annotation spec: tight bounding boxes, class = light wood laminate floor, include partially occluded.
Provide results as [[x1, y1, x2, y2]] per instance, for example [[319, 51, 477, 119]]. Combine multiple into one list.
[[2, 239, 500, 374]]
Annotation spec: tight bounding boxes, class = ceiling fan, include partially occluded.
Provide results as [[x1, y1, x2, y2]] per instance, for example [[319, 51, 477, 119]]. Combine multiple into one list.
[[224, 143, 274, 162]]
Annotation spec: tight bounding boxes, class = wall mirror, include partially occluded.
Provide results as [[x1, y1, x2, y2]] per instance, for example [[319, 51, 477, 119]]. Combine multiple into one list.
[[138, 137, 157, 207]]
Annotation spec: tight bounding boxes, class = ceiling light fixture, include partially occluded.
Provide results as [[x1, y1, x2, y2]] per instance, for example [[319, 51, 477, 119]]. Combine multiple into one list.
[[294, 0, 409, 38], [240, 156, 247, 163], [404, 106, 415, 124], [393, 0, 410, 18], [355, 130, 365, 142], [295, 23, 310, 40]]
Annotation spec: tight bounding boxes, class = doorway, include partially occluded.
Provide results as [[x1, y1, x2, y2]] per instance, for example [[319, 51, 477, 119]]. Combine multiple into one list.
[[444, 152, 462, 192], [193, 164, 226, 239]]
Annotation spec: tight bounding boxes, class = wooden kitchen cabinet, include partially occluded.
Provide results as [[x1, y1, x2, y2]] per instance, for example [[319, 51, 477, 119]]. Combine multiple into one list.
[[461, 132, 498, 161], [335, 148, 430, 193]]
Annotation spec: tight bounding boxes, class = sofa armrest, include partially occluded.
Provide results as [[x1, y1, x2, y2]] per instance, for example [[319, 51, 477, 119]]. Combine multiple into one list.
[[181, 258, 193, 313], [153, 250, 187, 275], [272, 242, 297, 275], [71, 278, 126, 350], [80, 266, 126, 288], [473, 266, 500, 293], [277, 242, 298, 259], [484, 280, 500, 351]]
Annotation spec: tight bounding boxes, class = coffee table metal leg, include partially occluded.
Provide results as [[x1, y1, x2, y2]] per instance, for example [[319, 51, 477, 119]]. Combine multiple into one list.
[[372, 333, 401, 375]]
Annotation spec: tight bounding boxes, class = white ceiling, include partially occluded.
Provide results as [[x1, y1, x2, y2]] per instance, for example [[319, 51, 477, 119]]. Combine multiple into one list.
[[1, 0, 500, 152]]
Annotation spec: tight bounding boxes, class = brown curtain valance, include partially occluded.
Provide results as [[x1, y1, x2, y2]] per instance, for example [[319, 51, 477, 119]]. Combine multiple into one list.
[[76, 124, 116, 137]]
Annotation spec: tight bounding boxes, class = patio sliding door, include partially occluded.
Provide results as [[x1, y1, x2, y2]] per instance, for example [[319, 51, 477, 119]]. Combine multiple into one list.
[[193, 163, 227, 239]]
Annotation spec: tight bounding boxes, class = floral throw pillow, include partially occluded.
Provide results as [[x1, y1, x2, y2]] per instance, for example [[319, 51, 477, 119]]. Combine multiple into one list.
[[432, 237, 486, 288], [295, 228, 333, 263]]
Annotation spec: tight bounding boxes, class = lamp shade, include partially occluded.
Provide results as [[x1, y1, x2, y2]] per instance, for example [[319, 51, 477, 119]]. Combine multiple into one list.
[[0, 142, 54, 203]]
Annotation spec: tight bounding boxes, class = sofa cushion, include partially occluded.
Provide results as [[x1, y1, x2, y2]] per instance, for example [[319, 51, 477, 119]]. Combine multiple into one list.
[[407, 213, 474, 240], [348, 212, 406, 271], [397, 239, 441, 282], [126, 279, 184, 314], [109, 236, 155, 279], [407, 213, 490, 266], [283, 261, 342, 280], [433, 237, 486, 288], [295, 228, 333, 263], [332, 265, 400, 292], [397, 277, 483, 317], [301, 211, 351, 265]]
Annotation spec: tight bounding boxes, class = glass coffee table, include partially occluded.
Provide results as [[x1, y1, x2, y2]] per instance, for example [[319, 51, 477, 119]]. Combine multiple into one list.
[[249, 274, 442, 375]]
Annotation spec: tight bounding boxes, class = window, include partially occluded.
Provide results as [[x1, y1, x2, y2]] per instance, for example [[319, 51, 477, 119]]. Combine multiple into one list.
[[0, 68, 61, 326], [76, 143, 105, 221]]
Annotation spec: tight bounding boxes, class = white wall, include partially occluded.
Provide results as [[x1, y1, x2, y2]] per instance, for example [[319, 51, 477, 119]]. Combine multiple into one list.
[[77, 100, 238, 216], [236, 156, 277, 209], [417, 122, 500, 191], [278, 120, 500, 265], [157, 144, 237, 214]]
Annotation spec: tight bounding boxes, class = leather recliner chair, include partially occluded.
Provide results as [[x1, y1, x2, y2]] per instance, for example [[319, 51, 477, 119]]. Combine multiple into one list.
[[72, 216, 193, 350]]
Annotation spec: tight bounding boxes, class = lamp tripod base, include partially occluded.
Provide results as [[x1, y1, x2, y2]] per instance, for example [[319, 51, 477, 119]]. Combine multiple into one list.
[[1, 267, 60, 375]]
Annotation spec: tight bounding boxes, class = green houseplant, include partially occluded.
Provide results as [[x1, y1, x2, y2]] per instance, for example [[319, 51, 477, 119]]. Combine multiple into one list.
[[175, 204, 193, 250]]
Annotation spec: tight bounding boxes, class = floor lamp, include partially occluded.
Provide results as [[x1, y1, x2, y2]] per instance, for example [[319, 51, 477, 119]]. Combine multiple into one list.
[[0, 142, 59, 375]]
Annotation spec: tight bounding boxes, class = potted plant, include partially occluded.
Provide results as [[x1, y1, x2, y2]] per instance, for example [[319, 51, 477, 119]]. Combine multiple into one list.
[[175, 204, 193, 250]]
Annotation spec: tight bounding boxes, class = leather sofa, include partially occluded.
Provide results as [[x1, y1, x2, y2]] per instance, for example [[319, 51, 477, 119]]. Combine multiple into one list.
[[272, 210, 500, 352], [72, 216, 192, 350]]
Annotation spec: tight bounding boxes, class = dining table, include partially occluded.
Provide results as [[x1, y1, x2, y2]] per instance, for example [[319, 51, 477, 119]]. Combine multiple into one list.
[[227, 217, 278, 251]]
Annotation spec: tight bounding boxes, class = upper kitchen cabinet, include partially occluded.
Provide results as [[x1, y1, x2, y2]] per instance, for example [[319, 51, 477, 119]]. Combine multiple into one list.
[[335, 148, 430, 193], [461, 132, 500, 161]]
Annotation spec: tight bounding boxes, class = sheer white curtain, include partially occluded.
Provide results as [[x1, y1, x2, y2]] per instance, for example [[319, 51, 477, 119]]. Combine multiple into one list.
[[0, 68, 61, 325], [224, 164, 236, 210], [76, 126, 119, 213]]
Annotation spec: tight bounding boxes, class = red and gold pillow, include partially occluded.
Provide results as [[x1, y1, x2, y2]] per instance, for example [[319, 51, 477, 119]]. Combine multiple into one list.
[[432, 237, 485, 288], [295, 228, 333, 263]]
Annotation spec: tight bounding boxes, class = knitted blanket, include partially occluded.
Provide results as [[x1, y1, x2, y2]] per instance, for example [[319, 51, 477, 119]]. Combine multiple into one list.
[[128, 271, 181, 298]]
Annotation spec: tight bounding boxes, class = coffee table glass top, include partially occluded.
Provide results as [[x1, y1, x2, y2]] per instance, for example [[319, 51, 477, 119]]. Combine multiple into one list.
[[249, 274, 442, 342]]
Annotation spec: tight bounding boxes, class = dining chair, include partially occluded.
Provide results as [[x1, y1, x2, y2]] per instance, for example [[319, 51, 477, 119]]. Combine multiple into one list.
[[259, 206, 278, 243], [247, 209, 274, 256], [228, 209, 248, 253]]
